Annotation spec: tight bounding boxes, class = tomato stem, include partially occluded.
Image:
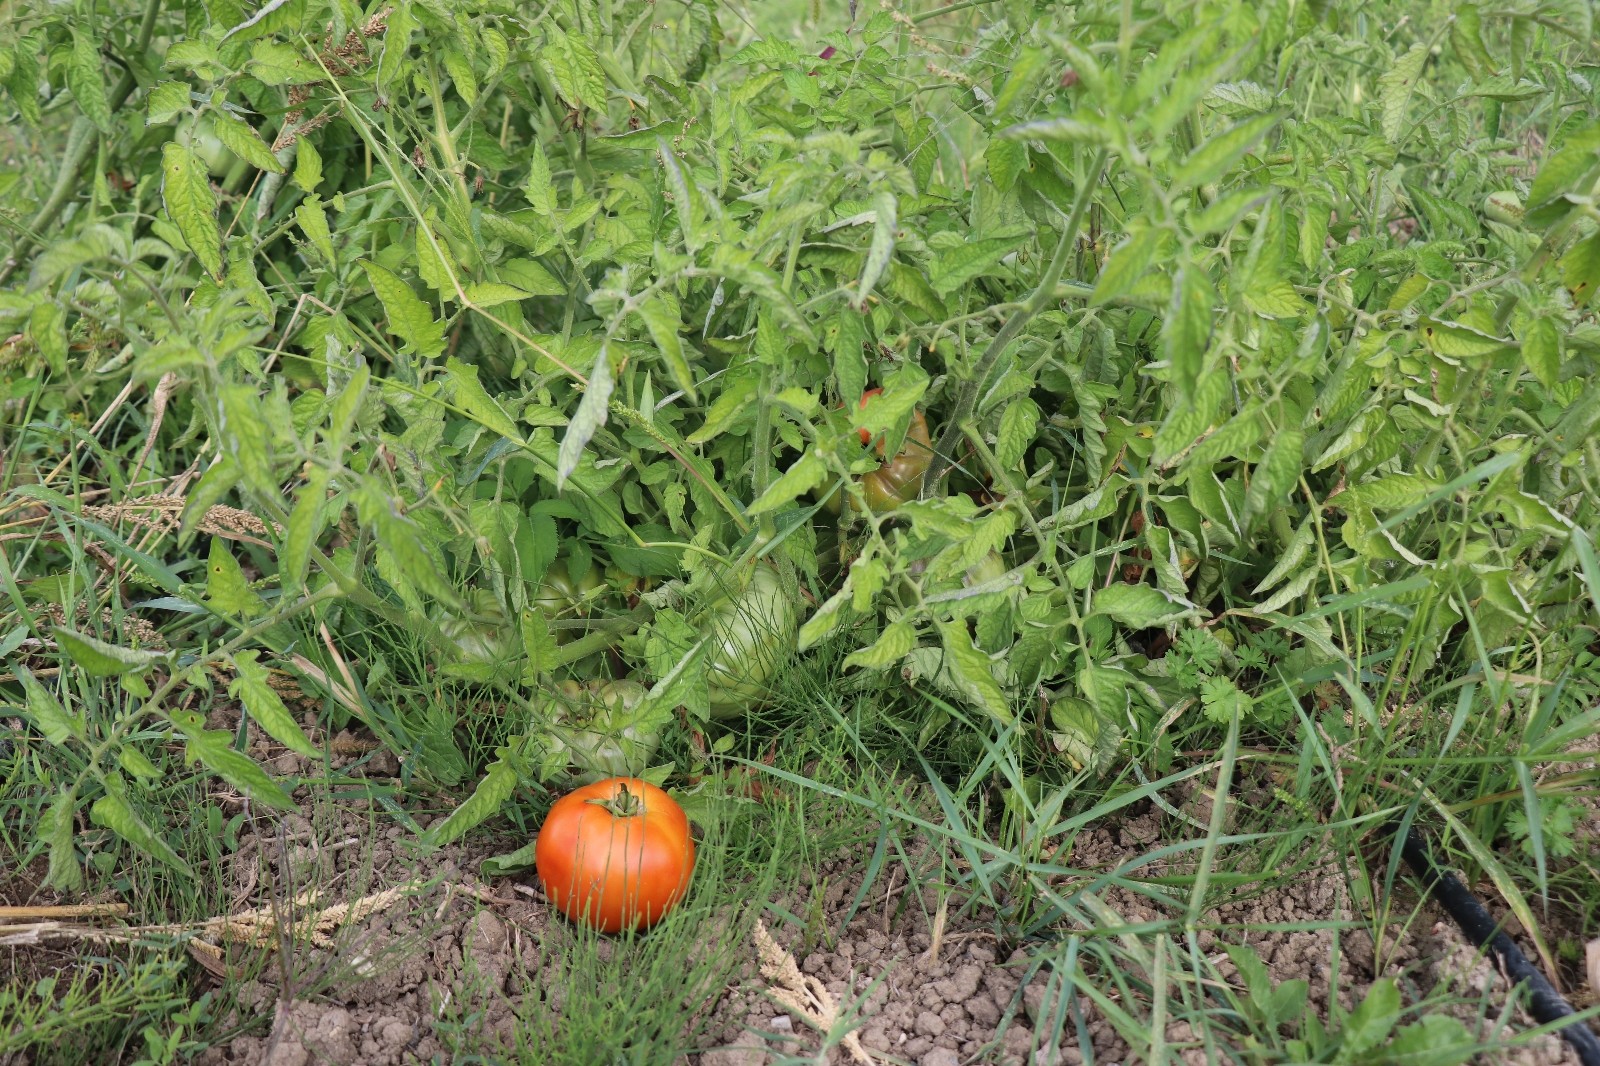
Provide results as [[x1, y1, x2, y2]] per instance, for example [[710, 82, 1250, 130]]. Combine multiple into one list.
[[587, 781, 645, 818]]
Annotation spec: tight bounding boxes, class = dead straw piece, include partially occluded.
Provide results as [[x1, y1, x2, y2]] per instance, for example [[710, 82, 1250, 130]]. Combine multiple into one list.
[[753, 919, 874, 1065]]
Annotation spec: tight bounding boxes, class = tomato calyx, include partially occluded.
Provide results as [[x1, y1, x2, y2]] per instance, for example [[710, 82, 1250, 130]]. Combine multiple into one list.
[[586, 780, 646, 819]]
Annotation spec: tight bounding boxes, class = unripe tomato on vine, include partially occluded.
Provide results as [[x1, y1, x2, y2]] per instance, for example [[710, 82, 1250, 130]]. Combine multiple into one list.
[[699, 562, 799, 720]]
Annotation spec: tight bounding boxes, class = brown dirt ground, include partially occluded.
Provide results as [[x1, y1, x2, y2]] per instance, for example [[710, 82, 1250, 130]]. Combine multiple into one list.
[[3, 729, 1597, 1066]]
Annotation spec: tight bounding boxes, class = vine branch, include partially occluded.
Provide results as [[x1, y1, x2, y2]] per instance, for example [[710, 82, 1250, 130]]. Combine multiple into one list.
[[918, 148, 1107, 499]]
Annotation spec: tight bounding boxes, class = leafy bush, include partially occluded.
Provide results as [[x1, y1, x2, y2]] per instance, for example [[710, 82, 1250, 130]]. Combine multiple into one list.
[[3, 0, 1598, 880]]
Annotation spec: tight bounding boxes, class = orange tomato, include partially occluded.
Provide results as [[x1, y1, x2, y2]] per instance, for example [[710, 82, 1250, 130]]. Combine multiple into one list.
[[856, 387, 884, 446], [534, 777, 694, 933]]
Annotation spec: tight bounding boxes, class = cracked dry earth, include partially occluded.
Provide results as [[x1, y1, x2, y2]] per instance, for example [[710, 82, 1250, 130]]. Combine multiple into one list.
[[202, 766, 1592, 1065], [8, 731, 1598, 1066], [692, 808, 1591, 1066]]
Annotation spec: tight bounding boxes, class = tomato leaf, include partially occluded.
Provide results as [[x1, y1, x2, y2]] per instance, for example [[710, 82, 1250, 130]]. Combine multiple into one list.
[[211, 110, 285, 174], [41, 789, 83, 891], [1527, 122, 1600, 227], [1521, 316, 1561, 388], [1245, 425, 1305, 525], [1091, 226, 1159, 305], [1163, 263, 1214, 394], [558, 343, 615, 488], [842, 620, 916, 671], [91, 792, 192, 875], [1089, 584, 1199, 628], [1174, 113, 1278, 192], [934, 620, 1014, 724], [218, 382, 278, 498], [1560, 232, 1600, 308], [480, 839, 539, 877], [415, 212, 461, 295], [929, 232, 1028, 299], [146, 81, 191, 126], [542, 26, 606, 112], [353, 482, 461, 608], [637, 292, 698, 401], [185, 729, 297, 809], [1418, 317, 1512, 359], [206, 537, 267, 618], [279, 466, 328, 595], [747, 449, 825, 515], [292, 135, 323, 193], [446, 357, 522, 440], [856, 189, 897, 309], [230, 651, 317, 757], [424, 751, 519, 848], [68, 31, 113, 134], [996, 398, 1041, 470], [295, 196, 336, 263], [250, 40, 324, 86], [161, 142, 223, 281], [16, 664, 83, 746], [363, 260, 446, 358], [1378, 44, 1429, 143], [53, 629, 168, 677]]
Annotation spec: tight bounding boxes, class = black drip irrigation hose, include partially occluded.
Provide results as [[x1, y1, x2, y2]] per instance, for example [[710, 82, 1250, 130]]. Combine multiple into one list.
[[1398, 825, 1600, 1066]]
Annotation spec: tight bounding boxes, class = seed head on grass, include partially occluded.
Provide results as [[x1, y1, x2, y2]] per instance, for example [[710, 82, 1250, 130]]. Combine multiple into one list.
[[83, 495, 278, 539]]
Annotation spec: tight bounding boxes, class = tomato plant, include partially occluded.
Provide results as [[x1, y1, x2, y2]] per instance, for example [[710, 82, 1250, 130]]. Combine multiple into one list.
[[534, 777, 694, 934], [11, 0, 1600, 915]]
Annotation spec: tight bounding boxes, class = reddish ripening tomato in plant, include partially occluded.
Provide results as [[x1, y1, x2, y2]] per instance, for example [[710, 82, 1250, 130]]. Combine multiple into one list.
[[535, 777, 694, 933], [856, 387, 884, 446], [859, 406, 932, 512]]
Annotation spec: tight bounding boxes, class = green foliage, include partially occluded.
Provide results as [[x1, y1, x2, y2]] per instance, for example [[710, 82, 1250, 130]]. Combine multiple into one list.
[[1, 0, 1597, 906], [0, 954, 208, 1064], [1506, 794, 1582, 859], [1216, 958, 1480, 1065]]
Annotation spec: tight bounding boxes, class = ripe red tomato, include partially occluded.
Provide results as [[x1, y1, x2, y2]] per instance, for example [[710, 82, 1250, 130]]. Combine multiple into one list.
[[534, 777, 694, 933]]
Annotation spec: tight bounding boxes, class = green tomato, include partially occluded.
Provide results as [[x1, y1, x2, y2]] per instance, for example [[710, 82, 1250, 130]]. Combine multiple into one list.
[[533, 560, 608, 639], [811, 481, 844, 516], [699, 563, 799, 720], [434, 590, 522, 682], [896, 549, 1006, 603], [437, 588, 517, 665], [180, 115, 234, 178], [964, 550, 1007, 587], [546, 679, 662, 780]]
